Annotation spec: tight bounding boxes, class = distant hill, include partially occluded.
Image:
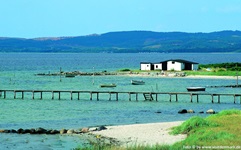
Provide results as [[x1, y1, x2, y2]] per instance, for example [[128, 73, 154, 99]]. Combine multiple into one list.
[[1, 30, 241, 53]]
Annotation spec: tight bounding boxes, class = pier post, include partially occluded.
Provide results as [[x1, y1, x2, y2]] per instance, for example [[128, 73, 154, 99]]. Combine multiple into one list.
[[136, 93, 138, 101], [70, 91, 73, 100], [234, 95, 236, 104], [90, 92, 92, 100], [52, 92, 54, 100], [22, 92, 24, 99], [78, 92, 80, 100], [40, 92, 42, 100], [4, 91, 6, 99], [32, 91, 35, 99], [58, 92, 60, 100], [190, 94, 193, 103], [175, 94, 178, 102], [211, 95, 214, 103], [129, 93, 131, 101], [156, 94, 158, 102], [116, 93, 118, 101], [218, 95, 220, 103], [169, 94, 171, 102], [97, 93, 99, 101], [109, 93, 111, 101], [197, 95, 199, 103], [14, 91, 16, 99]]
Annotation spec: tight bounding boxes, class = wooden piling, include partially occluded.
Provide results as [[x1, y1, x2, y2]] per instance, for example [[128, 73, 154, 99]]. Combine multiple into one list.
[[22, 92, 24, 99], [14, 91, 16, 99], [190, 93, 193, 103], [52, 92, 54, 100], [90, 92, 92, 100]]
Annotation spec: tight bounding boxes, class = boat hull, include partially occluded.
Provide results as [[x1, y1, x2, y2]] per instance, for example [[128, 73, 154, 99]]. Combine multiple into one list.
[[131, 80, 145, 85], [100, 84, 116, 88], [65, 74, 75, 78], [187, 87, 206, 92]]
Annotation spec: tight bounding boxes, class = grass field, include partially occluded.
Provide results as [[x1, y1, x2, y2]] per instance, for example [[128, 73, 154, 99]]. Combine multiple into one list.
[[171, 109, 241, 149]]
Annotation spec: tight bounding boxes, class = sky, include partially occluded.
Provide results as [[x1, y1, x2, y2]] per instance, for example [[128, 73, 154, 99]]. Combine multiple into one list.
[[1, 0, 241, 38]]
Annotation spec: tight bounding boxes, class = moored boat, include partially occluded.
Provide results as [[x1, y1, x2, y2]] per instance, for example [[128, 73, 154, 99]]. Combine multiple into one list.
[[65, 73, 75, 78], [131, 80, 145, 85], [187, 87, 206, 92], [100, 83, 116, 88]]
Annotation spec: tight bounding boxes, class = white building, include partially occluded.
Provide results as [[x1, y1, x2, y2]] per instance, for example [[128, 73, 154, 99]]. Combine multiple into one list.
[[140, 62, 153, 70], [140, 59, 198, 71], [153, 63, 163, 70]]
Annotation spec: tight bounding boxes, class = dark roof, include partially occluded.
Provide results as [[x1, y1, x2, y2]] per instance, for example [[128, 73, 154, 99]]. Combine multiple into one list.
[[162, 59, 199, 64], [140, 62, 153, 64], [142, 59, 198, 64]]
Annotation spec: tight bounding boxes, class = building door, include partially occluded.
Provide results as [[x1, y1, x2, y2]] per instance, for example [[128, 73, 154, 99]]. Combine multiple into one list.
[[184, 63, 192, 70], [162, 62, 167, 70]]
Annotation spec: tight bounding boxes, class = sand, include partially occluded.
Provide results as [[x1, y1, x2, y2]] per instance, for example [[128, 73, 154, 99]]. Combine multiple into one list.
[[124, 73, 237, 79], [91, 121, 186, 147], [117, 71, 238, 80]]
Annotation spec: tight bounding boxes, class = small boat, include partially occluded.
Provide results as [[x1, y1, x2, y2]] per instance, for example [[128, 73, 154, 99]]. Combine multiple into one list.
[[65, 74, 75, 78], [187, 87, 206, 92], [131, 80, 145, 85], [100, 84, 116, 88]]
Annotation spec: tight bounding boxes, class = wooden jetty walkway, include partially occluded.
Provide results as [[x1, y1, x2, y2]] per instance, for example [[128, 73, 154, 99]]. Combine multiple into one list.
[[0, 89, 241, 104]]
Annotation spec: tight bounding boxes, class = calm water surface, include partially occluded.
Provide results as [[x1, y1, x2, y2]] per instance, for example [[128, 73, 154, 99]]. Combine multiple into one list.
[[0, 53, 241, 149]]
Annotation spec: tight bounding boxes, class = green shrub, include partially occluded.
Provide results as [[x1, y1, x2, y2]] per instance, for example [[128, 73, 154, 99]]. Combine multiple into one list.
[[171, 116, 218, 135], [119, 68, 131, 72]]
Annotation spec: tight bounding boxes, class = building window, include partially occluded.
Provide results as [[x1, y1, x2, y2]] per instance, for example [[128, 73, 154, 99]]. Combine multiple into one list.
[[147, 65, 149, 67], [172, 61, 175, 64], [156, 65, 158, 68]]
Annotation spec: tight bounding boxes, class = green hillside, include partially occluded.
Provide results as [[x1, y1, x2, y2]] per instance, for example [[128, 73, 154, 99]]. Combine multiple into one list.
[[1, 30, 241, 53]]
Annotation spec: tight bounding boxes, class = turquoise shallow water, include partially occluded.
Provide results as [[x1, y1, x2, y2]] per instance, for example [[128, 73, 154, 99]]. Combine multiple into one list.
[[0, 53, 241, 149]]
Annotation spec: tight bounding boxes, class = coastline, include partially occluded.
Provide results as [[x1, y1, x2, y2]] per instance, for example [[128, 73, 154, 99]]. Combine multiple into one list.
[[36, 70, 238, 80], [90, 121, 186, 147], [120, 72, 237, 79]]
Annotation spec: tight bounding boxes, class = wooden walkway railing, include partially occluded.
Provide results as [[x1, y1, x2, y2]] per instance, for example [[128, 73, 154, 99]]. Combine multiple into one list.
[[0, 89, 241, 104]]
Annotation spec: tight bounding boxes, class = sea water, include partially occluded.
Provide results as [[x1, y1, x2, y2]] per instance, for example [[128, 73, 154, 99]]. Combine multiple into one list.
[[0, 53, 241, 149]]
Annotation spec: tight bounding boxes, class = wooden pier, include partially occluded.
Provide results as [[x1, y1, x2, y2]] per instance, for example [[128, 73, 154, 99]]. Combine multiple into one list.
[[0, 89, 241, 104]]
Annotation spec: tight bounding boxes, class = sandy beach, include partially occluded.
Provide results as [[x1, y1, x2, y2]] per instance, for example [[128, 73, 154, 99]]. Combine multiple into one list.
[[91, 121, 186, 147]]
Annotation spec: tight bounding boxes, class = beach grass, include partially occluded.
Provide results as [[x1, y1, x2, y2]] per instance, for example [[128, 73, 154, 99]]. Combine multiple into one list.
[[184, 70, 239, 76], [171, 109, 241, 149], [76, 109, 241, 150]]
